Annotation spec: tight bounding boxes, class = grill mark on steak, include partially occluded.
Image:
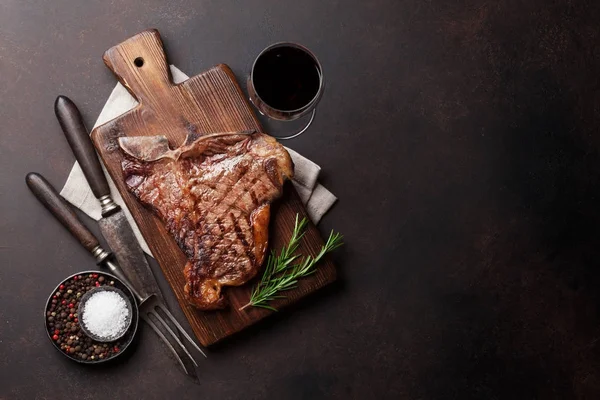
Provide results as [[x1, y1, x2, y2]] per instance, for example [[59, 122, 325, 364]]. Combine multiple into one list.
[[264, 158, 282, 189], [119, 132, 293, 309], [209, 216, 236, 269], [231, 212, 251, 248], [225, 177, 261, 213]]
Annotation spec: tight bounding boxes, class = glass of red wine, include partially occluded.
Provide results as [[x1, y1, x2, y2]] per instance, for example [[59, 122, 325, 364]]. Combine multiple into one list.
[[248, 42, 324, 140]]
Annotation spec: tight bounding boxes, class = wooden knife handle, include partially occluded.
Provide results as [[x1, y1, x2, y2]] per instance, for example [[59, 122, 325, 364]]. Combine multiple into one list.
[[25, 172, 100, 254], [102, 29, 173, 109], [54, 95, 110, 199]]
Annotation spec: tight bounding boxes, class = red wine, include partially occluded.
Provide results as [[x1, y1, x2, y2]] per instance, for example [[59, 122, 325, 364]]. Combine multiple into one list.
[[253, 46, 321, 111]]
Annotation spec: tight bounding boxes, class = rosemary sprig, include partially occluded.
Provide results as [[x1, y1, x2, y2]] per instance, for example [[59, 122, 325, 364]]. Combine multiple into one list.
[[239, 215, 343, 311]]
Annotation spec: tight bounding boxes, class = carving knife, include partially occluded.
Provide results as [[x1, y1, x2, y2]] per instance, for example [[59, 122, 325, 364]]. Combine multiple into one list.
[[54, 95, 164, 302]]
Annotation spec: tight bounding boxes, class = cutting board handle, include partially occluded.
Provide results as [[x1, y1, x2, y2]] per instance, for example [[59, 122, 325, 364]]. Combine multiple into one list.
[[103, 29, 173, 109]]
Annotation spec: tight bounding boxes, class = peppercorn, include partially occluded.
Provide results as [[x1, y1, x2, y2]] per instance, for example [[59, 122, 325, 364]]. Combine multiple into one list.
[[47, 272, 132, 362]]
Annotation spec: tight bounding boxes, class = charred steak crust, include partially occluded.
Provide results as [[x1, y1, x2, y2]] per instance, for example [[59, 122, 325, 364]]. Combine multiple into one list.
[[118, 132, 293, 310]]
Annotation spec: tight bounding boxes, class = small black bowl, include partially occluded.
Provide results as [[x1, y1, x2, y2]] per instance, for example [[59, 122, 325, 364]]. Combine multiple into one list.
[[78, 286, 134, 342], [44, 270, 139, 364]]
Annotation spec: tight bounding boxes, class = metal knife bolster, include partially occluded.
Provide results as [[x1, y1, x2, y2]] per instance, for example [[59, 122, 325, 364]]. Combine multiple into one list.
[[99, 210, 163, 302], [98, 194, 120, 216]]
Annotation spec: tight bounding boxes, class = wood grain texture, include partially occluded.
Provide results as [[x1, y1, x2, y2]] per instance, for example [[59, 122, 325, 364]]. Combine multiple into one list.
[[55, 96, 112, 200], [90, 29, 336, 346], [26, 173, 100, 254]]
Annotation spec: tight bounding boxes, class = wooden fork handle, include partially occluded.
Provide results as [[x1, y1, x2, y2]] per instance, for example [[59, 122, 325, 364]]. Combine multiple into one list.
[[25, 172, 100, 254]]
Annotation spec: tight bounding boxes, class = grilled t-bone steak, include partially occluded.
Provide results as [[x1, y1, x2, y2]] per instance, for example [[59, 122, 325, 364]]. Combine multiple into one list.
[[118, 131, 294, 310]]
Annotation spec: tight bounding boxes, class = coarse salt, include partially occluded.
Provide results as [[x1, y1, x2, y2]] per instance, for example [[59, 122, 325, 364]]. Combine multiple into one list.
[[82, 290, 130, 340]]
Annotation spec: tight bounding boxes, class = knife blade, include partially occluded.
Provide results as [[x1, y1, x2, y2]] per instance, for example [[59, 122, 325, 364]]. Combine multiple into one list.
[[54, 95, 163, 302]]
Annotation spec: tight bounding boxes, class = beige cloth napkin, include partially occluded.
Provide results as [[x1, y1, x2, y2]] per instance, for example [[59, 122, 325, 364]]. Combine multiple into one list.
[[60, 65, 337, 257]]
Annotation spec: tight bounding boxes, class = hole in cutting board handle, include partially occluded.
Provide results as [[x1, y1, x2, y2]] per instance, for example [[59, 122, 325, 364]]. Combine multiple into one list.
[[134, 57, 144, 67]]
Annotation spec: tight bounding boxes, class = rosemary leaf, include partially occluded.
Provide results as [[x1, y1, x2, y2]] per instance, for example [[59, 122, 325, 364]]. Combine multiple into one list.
[[239, 214, 343, 311]]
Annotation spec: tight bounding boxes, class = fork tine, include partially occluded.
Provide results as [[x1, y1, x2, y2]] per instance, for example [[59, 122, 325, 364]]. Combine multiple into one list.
[[143, 314, 197, 379], [150, 307, 199, 367], [156, 302, 207, 358]]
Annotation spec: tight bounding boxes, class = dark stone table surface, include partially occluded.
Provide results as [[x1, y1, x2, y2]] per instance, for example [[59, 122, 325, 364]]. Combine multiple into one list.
[[2, 1, 600, 398]]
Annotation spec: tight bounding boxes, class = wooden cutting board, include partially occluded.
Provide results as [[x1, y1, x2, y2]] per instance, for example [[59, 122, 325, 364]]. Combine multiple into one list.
[[90, 29, 336, 346]]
